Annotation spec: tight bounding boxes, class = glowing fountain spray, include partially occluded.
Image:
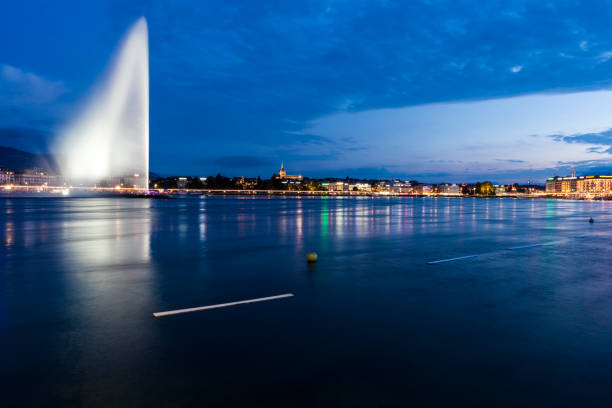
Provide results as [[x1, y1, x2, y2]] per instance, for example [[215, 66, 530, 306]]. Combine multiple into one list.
[[55, 17, 149, 190]]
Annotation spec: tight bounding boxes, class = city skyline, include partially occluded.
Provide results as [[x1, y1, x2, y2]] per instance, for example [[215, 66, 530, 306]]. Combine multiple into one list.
[[4, 1, 612, 182]]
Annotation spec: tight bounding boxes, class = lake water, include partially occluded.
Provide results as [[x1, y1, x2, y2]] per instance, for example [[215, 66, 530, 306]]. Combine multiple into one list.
[[1, 196, 612, 406]]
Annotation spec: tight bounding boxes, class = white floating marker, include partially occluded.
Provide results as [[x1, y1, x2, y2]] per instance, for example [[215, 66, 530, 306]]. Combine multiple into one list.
[[427, 255, 478, 265], [153, 293, 294, 318]]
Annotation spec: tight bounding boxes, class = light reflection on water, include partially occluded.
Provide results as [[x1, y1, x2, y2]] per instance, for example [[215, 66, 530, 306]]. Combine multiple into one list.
[[1, 196, 612, 406]]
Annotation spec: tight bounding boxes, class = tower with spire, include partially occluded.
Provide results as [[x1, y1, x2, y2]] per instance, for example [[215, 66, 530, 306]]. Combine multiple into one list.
[[279, 161, 286, 178], [276, 161, 302, 180]]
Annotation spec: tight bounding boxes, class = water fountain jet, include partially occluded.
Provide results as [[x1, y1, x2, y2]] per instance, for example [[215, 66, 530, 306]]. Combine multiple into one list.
[[55, 17, 149, 191]]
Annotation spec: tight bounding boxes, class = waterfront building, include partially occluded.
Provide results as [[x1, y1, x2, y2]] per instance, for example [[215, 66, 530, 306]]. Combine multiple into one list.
[[546, 176, 573, 193], [374, 181, 391, 193], [94, 174, 143, 189], [237, 177, 258, 188], [562, 178, 577, 193], [577, 175, 612, 194], [348, 183, 372, 192], [0, 168, 14, 185], [277, 162, 302, 180], [328, 181, 348, 191], [546, 175, 612, 195], [391, 181, 411, 194], [546, 177, 559, 193], [438, 183, 460, 195], [13, 168, 63, 186]]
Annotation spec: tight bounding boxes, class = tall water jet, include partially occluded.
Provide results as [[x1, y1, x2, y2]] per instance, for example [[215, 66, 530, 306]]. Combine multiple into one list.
[[55, 17, 149, 190]]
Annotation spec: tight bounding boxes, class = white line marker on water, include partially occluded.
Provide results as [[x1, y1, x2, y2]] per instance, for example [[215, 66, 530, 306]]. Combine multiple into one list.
[[153, 293, 294, 318], [508, 243, 546, 250], [427, 255, 478, 265]]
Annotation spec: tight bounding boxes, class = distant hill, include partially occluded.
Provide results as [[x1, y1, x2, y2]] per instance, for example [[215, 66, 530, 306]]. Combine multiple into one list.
[[0, 146, 58, 172]]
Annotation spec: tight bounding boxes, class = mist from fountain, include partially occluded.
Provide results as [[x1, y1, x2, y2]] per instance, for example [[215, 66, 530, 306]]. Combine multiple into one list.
[[55, 17, 149, 190]]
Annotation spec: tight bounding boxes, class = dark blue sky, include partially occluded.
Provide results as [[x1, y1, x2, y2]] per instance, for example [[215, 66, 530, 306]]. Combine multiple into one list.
[[3, 0, 612, 182]]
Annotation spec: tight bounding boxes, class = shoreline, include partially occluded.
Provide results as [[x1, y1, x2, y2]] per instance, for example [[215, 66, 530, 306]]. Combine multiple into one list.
[[1, 188, 611, 201]]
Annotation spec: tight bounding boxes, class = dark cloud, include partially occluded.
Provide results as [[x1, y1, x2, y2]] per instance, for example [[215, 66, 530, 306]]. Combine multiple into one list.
[[0, 65, 67, 106], [306, 166, 395, 179], [496, 159, 526, 163], [554, 159, 612, 175], [286, 133, 336, 145], [550, 128, 612, 154]]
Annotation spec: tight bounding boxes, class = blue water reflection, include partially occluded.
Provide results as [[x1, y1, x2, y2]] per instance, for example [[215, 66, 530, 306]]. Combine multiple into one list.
[[1, 196, 612, 406]]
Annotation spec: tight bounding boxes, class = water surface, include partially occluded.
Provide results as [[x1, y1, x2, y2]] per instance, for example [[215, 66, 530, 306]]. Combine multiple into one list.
[[1, 197, 611, 406]]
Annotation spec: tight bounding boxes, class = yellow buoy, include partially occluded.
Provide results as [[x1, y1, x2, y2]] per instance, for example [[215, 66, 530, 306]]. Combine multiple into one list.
[[306, 252, 318, 263]]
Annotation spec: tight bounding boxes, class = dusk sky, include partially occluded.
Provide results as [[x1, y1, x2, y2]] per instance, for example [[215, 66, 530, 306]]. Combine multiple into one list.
[[4, 0, 612, 182]]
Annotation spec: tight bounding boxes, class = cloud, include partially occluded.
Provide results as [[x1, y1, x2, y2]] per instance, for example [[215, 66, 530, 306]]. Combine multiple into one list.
[[550, 128, 612, 154], [553, 158, 612, 176], [302, 89, 612, 182], [0, 65, 67, 105], [0, 65, 67, 153], [305, 166, 395, 179], [580, 40, 588, 51], [284, 132, 336, 145], [597, 51, 612, 63], [510, 65, 523, 73]]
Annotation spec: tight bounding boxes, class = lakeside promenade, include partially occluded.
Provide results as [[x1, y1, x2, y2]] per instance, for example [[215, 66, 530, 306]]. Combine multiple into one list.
[[3, 184, 612, 200]]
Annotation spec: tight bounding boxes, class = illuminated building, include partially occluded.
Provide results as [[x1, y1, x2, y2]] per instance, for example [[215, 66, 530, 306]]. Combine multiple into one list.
[[0, 168, 14, 185], [276, 162, 302, 180], [13, 169, 63, 186], [177, 177, 188, 189], [96, 175, 144, 189], [546, 175, 612, 195], [546, 177, 560, 193], [546, 176, 575, 193], [577, 175, 612, 194], [324, 181, 348, 191], [493, 185, 505, 195], [349, 183, 372, 192], [438, 183, 460, 194], [374, 181, 391, 192], [391, 181, 411, 194]]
